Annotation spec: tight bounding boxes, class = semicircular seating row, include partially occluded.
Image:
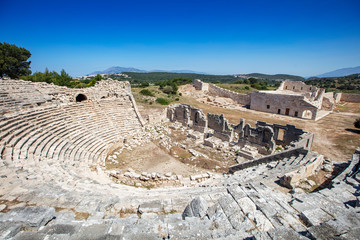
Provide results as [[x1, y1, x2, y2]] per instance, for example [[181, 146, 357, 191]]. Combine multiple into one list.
[[0, 97, 143, 170]]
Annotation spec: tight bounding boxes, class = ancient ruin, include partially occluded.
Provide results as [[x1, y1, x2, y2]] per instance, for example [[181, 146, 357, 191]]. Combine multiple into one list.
[[0, 78, 359, 239], [194, 79, 360, 120]]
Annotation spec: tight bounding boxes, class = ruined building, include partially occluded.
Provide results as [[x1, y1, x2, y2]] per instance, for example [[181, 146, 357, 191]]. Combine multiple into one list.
[[194, 79, 349, 120]]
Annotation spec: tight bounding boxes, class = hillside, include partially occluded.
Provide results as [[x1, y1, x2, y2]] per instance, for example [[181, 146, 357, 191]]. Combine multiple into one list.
[[315, 66, 360, 78], [245, 73, 305, 81], [89, 66, 206, 75], [111, 72, 237, 84], [90, 66, 146, 75], [305, 73, 360, 93]]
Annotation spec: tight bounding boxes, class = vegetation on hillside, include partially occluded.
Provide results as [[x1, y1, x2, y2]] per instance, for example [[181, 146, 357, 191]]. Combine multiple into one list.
[[305, 74, 360, 93], [245, 73, 305, 81], [0, 42, 32, 79], [131, 78, 189, 106], [22, 69, 104, 88], [215, 77, 280, 93], [102, 72, 305, 84]]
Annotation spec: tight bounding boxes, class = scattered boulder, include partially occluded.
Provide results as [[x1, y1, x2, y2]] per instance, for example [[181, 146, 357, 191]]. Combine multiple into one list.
[[182, 196, 208, 219]]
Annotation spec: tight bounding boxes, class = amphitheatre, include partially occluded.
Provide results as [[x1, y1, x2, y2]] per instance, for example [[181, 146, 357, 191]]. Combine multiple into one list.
[[0, 77, 360, 239]]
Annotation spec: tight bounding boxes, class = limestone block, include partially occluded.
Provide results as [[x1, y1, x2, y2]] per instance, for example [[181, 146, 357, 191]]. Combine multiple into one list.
[[0, 222, 22, 239], [69, 223, 110, 240], [39, 223, 81, 236], [237, 197, 256, 215], [300, 208, 333, 227], [182, 196, 208, 219], [0, 206, 55, 227]]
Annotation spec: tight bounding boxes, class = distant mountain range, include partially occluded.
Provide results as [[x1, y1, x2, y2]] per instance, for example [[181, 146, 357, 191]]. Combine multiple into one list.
[[89, 66, 206, 75], [315, 66, 360, 78]]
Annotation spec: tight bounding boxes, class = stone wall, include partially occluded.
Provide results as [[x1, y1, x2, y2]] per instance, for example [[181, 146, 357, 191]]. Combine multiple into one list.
[[339, 93, 360, 103], [250, 91, 319, 120], [207, 113, 233, 141], [334, 93, 342, 103], [193, 79, 250, 105], [236, 119, 310, 152], [228, 147, 309, 173], [193, 79, 209, 91], [280, 80, 319, 94], [167, 104, 312, 153], [167, 104, 208, 132], [207, 84, 251, 105]]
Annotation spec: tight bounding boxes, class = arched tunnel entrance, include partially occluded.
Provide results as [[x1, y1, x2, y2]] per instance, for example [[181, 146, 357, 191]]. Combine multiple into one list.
[[76, 94, 88, 102]]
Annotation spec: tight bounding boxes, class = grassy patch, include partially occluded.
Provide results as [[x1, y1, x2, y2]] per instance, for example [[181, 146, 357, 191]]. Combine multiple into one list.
[[140, 89, 154, 96], [156, 98, 171, 105], [215, 83, 277, 94], [132, 85, 181, 108]]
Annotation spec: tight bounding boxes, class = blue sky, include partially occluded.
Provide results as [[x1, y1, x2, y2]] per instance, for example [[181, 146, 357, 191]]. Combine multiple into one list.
[[1, 0, 360, 77]]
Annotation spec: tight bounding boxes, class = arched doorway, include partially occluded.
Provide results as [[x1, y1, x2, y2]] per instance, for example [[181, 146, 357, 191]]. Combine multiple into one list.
[[76, 94, 87, 102]]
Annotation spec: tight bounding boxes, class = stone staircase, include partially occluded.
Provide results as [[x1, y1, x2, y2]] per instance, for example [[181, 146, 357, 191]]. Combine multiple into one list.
[[1, 151, 359, 239]]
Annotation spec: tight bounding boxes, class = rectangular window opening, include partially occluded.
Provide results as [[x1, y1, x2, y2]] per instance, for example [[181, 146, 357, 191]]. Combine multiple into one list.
[[277, 129, 285, 141], [267, 105, 270, 109], [277, 109, 281, 114], [295, 111, 298, 117]]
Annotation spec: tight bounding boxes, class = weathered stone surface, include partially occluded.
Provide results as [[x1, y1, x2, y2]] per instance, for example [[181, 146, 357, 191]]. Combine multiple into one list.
[[39, 223, 80, 235], [12, 231, 47, 240], [267, 226, 308, 240], [300, 208, 333, 227], [0, 207, 55, 227], [69, 223, 110, 240], [0, 222, 22, 239], [138, 200, 163, 214], [308, 223, 345, 240], [237, 197, 256, 215], [182, 196, 208, 219]]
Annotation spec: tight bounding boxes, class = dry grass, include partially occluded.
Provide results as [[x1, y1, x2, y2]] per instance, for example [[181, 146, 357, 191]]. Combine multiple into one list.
[[216, 83, 277, 94]]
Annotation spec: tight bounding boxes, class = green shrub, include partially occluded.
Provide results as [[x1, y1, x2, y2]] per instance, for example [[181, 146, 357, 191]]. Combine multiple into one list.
[[139, 89, 154, 96], [162, 86, 173, 94], [156, 98, 170, 105], [244, 86, 250, 90], [140, 82, 150, 87]]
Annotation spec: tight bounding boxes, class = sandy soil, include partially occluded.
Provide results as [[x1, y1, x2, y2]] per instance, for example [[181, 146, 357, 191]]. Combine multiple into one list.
[[108, 141, 203, 176]]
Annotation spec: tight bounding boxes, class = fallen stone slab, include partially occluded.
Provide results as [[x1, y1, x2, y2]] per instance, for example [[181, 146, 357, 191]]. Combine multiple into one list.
[[0, 206, 55, 227], [182, 196, 208, 219]]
